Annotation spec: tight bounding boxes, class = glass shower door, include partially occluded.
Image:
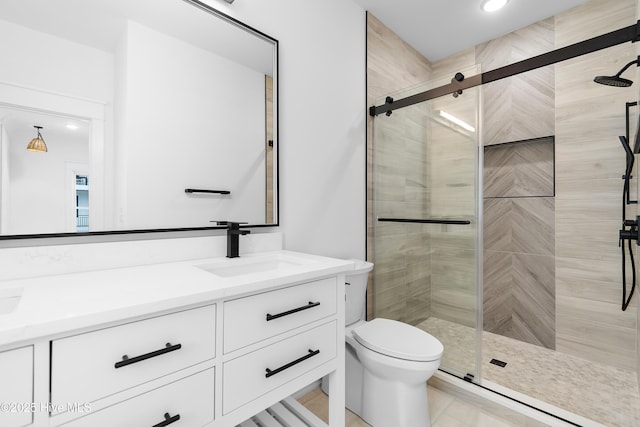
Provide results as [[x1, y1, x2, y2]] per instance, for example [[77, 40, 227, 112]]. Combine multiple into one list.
[[372, 80, 481, 380]]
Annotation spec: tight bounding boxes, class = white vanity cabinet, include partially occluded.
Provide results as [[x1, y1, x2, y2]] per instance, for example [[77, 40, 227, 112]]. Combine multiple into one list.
[[0, 346, 34, 427], [0, 251, 348, 427]]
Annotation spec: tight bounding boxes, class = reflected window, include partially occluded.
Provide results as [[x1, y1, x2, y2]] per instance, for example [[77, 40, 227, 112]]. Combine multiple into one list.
[[75, 175, 89, 232]]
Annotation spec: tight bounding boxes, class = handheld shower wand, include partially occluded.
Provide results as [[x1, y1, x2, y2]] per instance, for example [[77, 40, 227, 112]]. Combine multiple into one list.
[[618, 135, 637, 311]]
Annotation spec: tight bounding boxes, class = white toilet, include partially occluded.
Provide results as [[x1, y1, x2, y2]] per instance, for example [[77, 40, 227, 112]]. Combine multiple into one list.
[[336, 260, 444, 427]]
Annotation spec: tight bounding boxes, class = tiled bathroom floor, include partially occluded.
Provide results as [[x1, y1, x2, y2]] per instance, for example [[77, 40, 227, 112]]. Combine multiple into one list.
[[297, 385, 546, 427], [417, 317, 640, 427]]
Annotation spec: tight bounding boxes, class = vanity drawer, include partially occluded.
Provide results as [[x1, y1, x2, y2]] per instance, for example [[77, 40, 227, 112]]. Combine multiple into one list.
[[0, 346, 33, 427], [224, 277, 337, 353], [223, 320, 336, 414], [60, 368, 215, 427], [51, 304, 216, 408]]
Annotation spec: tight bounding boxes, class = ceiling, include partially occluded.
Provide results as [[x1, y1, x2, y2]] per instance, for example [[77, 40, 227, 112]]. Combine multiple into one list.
[[351, 0, 589, 62], [0, 0, 274, 76]]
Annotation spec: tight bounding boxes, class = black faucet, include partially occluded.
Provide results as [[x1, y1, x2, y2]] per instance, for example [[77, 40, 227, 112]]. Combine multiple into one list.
[[216, 221, 250, 258]]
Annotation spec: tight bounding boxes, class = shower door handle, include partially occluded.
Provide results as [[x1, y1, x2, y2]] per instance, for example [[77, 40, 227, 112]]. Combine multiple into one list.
[[377, 217, 471, 225]]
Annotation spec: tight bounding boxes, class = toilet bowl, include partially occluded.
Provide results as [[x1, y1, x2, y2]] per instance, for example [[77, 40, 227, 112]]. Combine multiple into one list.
[[327, 260, 444, 427], [347, 318, 443, 427]]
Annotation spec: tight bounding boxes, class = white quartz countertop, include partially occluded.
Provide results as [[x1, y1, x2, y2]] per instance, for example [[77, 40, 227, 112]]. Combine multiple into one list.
[[0, 250, 354, 348]]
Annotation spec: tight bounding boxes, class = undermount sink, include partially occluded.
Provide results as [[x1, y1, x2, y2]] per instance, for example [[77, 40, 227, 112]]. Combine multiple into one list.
[[0, 287, 23, 315], [196, 254, 308, 278]]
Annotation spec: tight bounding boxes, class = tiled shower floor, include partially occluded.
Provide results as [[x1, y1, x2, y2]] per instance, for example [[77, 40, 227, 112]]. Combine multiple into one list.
[[417, 317, 640, 427]]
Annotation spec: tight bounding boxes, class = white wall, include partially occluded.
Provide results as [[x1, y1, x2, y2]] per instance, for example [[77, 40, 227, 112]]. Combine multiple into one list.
[[213, 0, 367, 260], [5, 126, 89, 235], [115, 21, 267, 229], [0, 18, 113, 104]]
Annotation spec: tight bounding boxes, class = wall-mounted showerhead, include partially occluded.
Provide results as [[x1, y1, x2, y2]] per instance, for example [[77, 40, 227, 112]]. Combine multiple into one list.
[[594, 55, 639, 87], [594, 75, 633, 87]]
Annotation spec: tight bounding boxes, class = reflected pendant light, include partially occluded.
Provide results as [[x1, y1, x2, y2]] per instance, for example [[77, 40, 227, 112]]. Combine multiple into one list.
[[26, 125, 47, 153]]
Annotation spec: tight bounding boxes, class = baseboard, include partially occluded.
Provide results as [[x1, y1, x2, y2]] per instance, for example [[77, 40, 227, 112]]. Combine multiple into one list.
[[292, 379, 323, 399]]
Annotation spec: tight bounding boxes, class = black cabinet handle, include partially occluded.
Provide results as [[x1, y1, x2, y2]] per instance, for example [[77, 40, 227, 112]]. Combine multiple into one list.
[[265, 349, 320, 378], [114, 343, 182, 369], [152, 412, 181, 427], [266, 301, 320, 321]]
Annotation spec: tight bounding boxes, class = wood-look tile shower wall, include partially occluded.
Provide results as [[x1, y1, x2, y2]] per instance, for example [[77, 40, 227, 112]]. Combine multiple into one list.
[[367, 13, 432, 323], [554, 0, 637, 370], [367, 0, 638, 371], [479, 19, 557, 351], [483, 139, 556, 349], [636, 0, 640, 396]]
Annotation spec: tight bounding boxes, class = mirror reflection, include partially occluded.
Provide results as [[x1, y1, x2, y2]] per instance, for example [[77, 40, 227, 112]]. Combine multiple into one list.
[[0, 0, 278, 238]]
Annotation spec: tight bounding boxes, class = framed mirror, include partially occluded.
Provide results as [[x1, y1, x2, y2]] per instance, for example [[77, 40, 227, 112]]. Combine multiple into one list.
[[0, 0, 278, 239]]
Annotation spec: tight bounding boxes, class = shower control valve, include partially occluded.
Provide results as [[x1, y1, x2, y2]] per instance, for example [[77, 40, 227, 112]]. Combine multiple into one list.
[[619, 216, 640, 246]]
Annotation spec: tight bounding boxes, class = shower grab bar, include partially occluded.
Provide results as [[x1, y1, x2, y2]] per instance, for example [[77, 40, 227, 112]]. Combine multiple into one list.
[[619, 136, 636, 205], [377, 217, 471, 225]]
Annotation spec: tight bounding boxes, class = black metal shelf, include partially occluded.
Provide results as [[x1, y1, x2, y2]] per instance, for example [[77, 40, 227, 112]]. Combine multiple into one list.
[[184, 188, 231, 195]]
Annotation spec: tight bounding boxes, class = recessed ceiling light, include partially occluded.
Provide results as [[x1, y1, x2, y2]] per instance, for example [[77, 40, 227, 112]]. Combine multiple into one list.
[[65, 124, 79, 130], [481, 0, 509, 13]]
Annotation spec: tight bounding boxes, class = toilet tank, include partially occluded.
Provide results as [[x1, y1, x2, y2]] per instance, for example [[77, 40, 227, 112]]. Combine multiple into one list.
[[345, 260, 374, 326]]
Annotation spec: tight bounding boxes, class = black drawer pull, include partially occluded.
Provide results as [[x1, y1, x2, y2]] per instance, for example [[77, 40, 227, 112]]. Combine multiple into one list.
[[265, 349, 320, 378], [152, 412, 181, 427], [115, 342, 182, 369], [266, 301, 320, 321]]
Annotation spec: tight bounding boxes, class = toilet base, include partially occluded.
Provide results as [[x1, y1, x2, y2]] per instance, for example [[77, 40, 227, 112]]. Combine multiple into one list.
[[361, 370, 431, 427], [345, 330, 437, 427]]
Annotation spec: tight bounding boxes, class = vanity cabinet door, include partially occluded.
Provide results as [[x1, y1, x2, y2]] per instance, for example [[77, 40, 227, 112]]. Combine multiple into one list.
[[60, 368, 215, 427], [223, 320, 337, 415], [51, 305, 216, 410], [0, 346, 33, 427], [224, 277, 337, 353]]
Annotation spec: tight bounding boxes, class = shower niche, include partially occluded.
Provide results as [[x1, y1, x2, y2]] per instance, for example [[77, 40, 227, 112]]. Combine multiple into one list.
[[483, 136, 556, 349]]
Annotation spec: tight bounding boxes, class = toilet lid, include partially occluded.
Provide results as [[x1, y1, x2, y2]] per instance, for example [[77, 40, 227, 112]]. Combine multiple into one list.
[[352, 318, 444, 362]]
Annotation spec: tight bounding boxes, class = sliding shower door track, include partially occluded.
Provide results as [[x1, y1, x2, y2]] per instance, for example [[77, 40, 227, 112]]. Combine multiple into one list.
[[433, 370, 597, 427], [370, 21, 640, 117]]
